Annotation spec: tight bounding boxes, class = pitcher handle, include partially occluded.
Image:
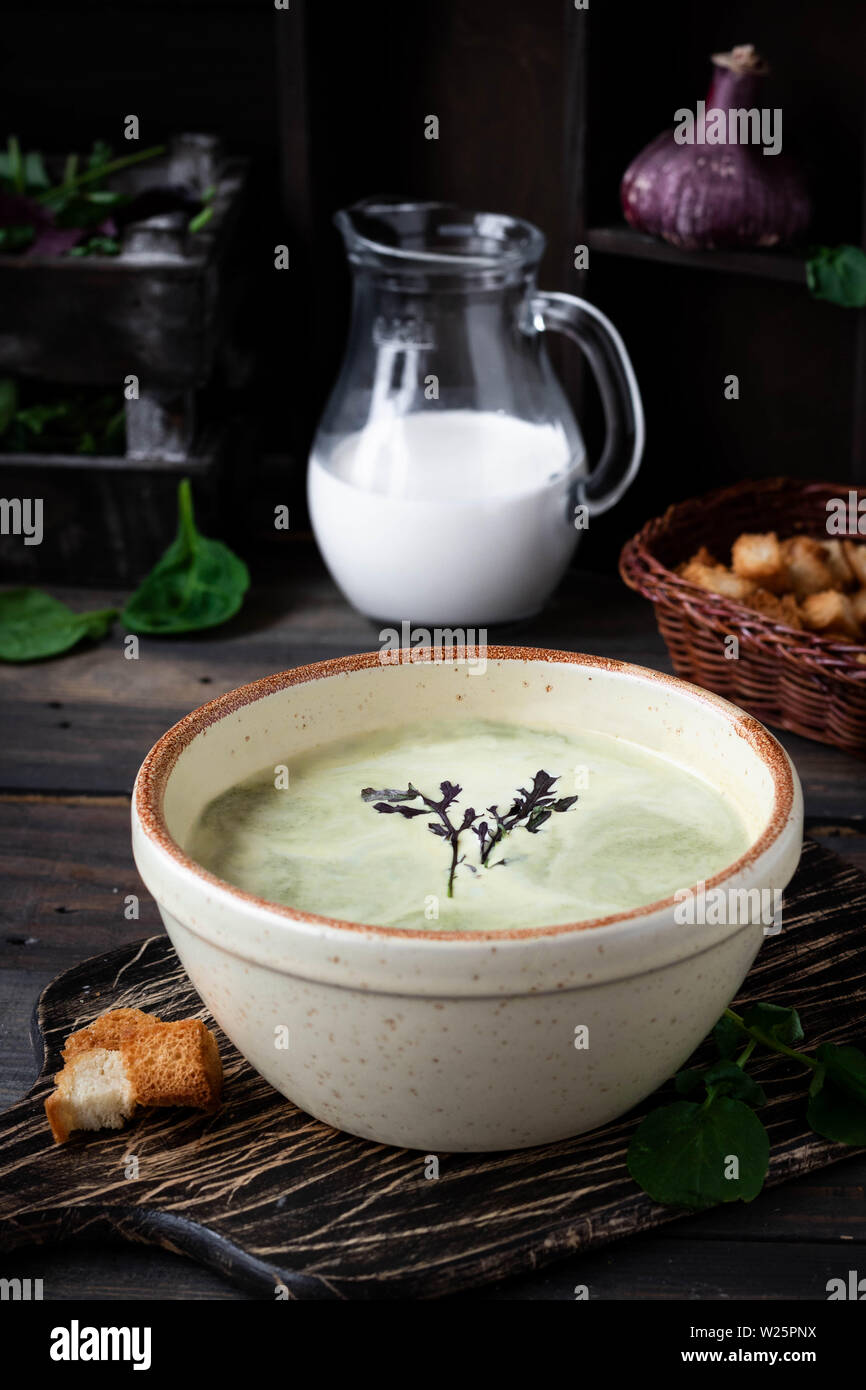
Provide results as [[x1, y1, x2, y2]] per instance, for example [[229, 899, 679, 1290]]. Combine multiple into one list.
[[531, 291, 645, 517]]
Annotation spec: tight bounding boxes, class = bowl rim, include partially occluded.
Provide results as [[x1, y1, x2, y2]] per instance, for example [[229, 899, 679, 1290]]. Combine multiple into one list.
[[133, 646, 797, 943]]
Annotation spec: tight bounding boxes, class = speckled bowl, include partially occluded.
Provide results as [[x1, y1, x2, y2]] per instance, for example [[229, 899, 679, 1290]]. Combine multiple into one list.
[[132, 648, 803, 1152]]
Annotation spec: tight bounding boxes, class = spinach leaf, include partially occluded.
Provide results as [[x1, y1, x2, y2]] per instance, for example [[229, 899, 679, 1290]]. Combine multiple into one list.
[[122, 478, 249, 634], [627, 1097, 769, 1209], [806, 245, 866, 309], [675, 1058, 766, 1108], [806, 1043, 866, 1146], [741, 1001, 804, 1049], [0, 589, 117, 662]]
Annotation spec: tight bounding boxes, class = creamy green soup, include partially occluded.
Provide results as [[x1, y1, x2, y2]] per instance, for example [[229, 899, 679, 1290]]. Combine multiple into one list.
[[188, 719, 750, 932]]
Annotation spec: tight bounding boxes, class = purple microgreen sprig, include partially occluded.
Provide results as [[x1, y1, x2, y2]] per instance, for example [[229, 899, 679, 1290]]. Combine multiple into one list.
[[477, 770, 578, 867], [361, 771, 578, 898], [361, 780, 476, 897]]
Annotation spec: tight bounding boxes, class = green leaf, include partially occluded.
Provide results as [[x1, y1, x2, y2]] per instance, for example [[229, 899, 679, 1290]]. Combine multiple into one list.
[[0, 225, 36, 252], [806, 1043, 866, 1146], [67, 234, 121, 258], [7, 136, 24, 194], [122, 478, 250, 634], [674, 1067, 705, 1096], [0, 379, 18, 434], [627, 1097, 770, 1209], [713, 1015, 743, 1059], [0, 589, 117, 662], [23, 151, 49, 190], [52, 190, 126, 229], [741, 1002, 804, 1049], [13, 402, 69, 436], [703, 1059, 767, 1107], [88, 140, 113, 172], [674, 1059, 765, 1106], [806, 245, 866, 309]]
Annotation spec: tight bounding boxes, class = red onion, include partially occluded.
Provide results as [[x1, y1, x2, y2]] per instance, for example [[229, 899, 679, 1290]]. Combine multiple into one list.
[[620, 45, 811, 250]]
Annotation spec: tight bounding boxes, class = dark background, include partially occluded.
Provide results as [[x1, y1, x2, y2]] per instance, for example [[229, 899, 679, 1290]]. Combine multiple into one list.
[[2, 0, 862, 582]]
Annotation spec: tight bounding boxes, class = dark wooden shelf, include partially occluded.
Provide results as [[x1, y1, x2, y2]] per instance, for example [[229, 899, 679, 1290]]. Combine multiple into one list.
[[586, 225, 809, 285]]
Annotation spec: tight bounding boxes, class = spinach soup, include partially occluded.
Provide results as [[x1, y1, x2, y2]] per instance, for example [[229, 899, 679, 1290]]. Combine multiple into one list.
[[187, 719, 750, 932]]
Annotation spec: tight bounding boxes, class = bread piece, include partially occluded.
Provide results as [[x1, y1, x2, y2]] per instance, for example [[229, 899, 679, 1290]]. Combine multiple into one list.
[[781, 536, 835, 599], [45, 1008, 223, 1142], [63, 1007, 161, 1060], [822, 539, 856, 590], [121, 1020, 222, 1112], [692, 545, 719, 567], [800, 590, 861, 641], [843, 540, 866, 588], [680, 560, 755, 602], [45, 1048, 135, 1144], [851, 589, 866, 628], [731, 532, 786, 592], [746, 588, 803, 630]]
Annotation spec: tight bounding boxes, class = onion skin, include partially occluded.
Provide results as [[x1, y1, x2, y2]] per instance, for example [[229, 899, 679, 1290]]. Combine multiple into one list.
[[620, 48, 811, 250]]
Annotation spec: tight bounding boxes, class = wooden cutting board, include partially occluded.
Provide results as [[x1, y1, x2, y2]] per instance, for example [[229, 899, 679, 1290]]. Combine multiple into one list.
[[1, 838, 864, 1300]]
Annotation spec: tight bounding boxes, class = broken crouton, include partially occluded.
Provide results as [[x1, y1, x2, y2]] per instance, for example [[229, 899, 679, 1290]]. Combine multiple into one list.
[[45, 1008, 222, 1143], [822, 539, 857, 590], [781, 536, 835, 599], [121, 1019, 222, 1112], [746, 588, 803, 629], [45, 1049, 136, 1145], [800, 590, 861, 641], [679, 560, 755, 601], [731, 532, 786, 592], [62, 1007, 160, 1060], [843, 540, 866, 588]]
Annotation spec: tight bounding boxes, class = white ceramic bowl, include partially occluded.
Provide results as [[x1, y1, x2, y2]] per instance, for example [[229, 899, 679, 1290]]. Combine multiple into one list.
[[132, 648, 803, 1152]]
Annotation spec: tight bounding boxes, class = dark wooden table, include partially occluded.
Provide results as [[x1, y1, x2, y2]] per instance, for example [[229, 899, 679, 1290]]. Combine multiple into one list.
[[2, 548, 864, 1300]]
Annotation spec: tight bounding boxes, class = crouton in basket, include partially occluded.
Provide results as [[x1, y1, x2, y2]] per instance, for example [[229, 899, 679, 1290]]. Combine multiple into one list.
[[679, 560, 755, 602], [781, 536, 835, 598], [800, 590, 861, 641], [731, 532, 786, 592], [746, 588, 803, 629], [822, 539, 856, 591], [45, 1008, 222, 1143], [843, 540, 866, 588]]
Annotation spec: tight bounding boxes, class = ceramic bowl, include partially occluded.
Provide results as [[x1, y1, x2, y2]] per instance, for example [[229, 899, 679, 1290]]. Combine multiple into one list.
[[132, 648, 803, 1152]]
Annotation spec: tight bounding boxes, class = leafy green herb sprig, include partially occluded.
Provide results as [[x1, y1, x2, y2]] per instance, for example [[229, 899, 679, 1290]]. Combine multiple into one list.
[[628, 1001, 866, 1209], [362, 773, 577, 896]]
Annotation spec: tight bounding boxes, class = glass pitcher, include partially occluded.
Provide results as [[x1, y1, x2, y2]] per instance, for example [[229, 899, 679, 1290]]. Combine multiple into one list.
[[308, 198, 644, 626]]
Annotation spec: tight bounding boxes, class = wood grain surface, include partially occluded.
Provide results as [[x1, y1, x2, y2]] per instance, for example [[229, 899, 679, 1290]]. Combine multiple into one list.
[[0, 839, 864, 1300]]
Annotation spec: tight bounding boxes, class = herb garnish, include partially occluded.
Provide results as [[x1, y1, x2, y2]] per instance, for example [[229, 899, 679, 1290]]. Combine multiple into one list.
[[627, 1001, 866, 1209], [122, 478, 249, 635], [361, 772, 578, 896]]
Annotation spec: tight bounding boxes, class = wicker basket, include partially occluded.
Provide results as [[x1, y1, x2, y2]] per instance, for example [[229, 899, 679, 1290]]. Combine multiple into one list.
[[619, 477, 866, 756]]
